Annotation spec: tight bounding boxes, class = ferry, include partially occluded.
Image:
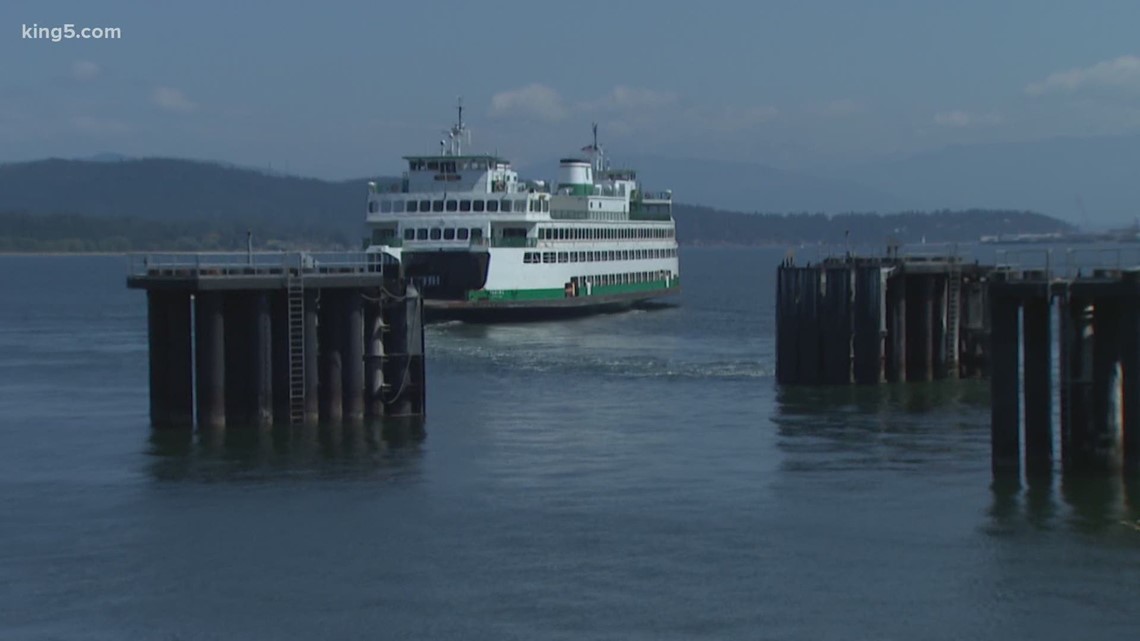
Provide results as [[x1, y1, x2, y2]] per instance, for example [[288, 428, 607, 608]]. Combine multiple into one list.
[[363, 102, 680, 320]]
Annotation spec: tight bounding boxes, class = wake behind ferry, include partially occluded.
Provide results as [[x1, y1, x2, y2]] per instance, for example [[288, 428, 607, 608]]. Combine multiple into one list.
[[364, 103, 680, 320]]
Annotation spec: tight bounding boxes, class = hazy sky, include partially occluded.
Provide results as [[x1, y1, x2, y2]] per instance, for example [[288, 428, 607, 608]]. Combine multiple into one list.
[[4, 0, 1140, 178]]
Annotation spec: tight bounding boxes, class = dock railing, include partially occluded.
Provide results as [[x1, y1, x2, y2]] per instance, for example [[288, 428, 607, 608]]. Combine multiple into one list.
[[128, 251, 387, 278]]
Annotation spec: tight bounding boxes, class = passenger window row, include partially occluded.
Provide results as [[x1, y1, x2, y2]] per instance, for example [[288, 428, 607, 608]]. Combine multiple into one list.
[[523, 248, 678, 264]]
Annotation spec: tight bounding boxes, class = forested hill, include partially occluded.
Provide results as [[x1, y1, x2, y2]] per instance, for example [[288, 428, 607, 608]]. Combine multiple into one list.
[[0, 158, 1075, 251]]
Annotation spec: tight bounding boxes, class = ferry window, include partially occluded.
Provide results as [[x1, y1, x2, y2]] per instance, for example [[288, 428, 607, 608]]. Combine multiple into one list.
[[460, 200, 471, 212], [404, 228, 414, 240], [501, 199, 512, 212], [609, 251, 616, 260], [416, 228, 428, 240], [444, 228, 456, 240], [427, 161, 439, 171], [570, 252, 579, 263], [457, 228, 469, 240], [432, 200, 444, 213], [430, 228, 442, 240], [406, 200, 418, 213], [542, 200, 549, 212], [529, 200, 537, 213], [473, 200, 485, 212], [380, 200, 392, 213], [487, 200, 499, 213], [420, 199, 430, 211], [446, 200, 458, 212], [369, 201, 378, 213], [471, 228, 483, 240], [394, 201, 405, 213], [523, 252, 535, 264], [542, 252, 555, 263], [557, 252, 568, 263]]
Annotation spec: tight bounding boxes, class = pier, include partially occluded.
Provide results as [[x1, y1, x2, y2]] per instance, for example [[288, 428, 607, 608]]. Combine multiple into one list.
[[776, 249, 991, 385], [988, 251, 1140, 477], [127, 251, 425, 430]]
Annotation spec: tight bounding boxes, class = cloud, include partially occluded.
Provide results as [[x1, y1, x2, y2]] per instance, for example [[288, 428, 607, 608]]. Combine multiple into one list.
[[933, 110, 1002, 128], [490, 84, 568, 122], [151, 87, 197, 113], [72, 60, 100, 80], [1026, 55, 1140, 96], [581, 86, 678, 112]]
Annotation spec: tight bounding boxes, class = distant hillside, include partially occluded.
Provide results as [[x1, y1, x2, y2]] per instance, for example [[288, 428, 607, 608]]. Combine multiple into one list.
[[0, 157, 381, 239], [0, 157, 1075, 251], [843, 134, 1140, 226], [672, 204, 1074, 246]]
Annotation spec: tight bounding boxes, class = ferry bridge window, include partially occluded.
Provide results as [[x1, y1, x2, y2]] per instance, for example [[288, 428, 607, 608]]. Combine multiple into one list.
[[460, 200, 471, 212], [487, 200, 499, 213], [404, 229, 415, 240], [416, 228, 428, 240], [368, 201, 378, 213], [430, 228, 442, 240], [444, 228, 456, 240], [457, 228, 470, 240], [470, 228, 483, 240], [473, 200, 485, 212], [446, 200, 458, 212], [394, 201, 405, 213], [419, 199, 430, 211], [542, 200, 549, 212], [501, 199, 512, 212], [380, 200, 392, 213], [432, 200, 444, 212], [406, 201, 418, 213]]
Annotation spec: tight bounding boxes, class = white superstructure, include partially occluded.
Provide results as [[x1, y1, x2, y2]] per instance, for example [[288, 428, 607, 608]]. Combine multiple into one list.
[[364, 102, 680, 316]]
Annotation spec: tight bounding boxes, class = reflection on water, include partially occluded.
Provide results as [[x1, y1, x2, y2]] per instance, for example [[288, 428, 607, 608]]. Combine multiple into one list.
[[146, 419, 426, 483], [771, 380, 991, 473], [988, 473, 1140, 535]]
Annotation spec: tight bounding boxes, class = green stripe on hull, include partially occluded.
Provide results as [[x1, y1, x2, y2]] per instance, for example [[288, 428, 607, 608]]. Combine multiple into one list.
[[467, 277, 679, 302]]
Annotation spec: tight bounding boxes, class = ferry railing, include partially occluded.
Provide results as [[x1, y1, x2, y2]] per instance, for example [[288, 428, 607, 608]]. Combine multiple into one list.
[[128, 251, 386, 278]]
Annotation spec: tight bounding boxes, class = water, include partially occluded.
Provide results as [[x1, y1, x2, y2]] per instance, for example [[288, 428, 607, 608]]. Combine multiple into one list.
[[2, 248, 1139, 640]]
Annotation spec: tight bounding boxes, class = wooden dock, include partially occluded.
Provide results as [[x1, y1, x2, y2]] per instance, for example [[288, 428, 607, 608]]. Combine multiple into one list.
[[127, 251, 425, 430], [776, 250, 990, 385]]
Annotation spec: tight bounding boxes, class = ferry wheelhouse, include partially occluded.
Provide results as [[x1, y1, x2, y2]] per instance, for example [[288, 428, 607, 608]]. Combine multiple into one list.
[[364, 104, 680, 319]]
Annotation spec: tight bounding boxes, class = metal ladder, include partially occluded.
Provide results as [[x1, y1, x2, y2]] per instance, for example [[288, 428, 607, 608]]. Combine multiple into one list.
[[945, 263, 961, 376], [286, 273, 306, 425]]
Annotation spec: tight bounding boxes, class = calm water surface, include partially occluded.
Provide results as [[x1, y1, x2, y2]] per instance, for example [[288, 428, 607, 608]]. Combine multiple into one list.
[[1, 248, 1138, 640]]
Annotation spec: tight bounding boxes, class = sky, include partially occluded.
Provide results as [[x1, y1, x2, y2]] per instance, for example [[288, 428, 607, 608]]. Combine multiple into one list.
[[3, 0, 1140, 179]]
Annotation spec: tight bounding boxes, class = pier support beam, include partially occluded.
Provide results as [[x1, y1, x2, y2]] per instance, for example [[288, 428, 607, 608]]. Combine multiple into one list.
[[886, 274, 906, 383], [797, 269, 821, 384], [319, 290, 344, 424], [1122, 294, 1140, 474], [195, 291, 226, 430], [1090, 299, 1124, 472], [304, 290, 319, 425], [1062, 298, 1095, 472], [364, 295, 386, 419], [821, 267, 852, 384], [147, 291, 193, 428], [385, 284, 413, 417], [343, 291, 365, 424], [853, 266, 884, 384], [271, 291, 290, 425], [990, 294, 1020, 476], [223, 293, 255, 427], [1023, 296, 1053, 475], [252, 291, 274, 427]]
